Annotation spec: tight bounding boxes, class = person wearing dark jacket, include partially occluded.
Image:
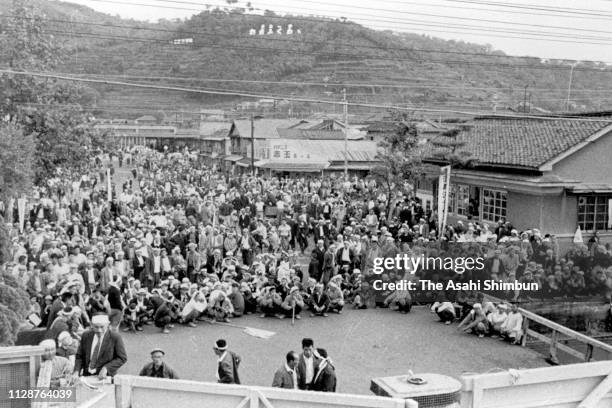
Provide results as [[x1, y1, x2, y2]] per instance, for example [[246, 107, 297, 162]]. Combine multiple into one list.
[[311, 348, 336, 392], [296, 338, 320, 390], [272, 351, 298, 389], [214, 339, 241, 384], [309, 284, 330, 317], [139, 348, 178, 379], [73, 314, 127, 379]]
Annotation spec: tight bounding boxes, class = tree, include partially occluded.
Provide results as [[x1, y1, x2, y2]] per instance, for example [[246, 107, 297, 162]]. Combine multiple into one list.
[[0, 0, 107, 184], [430, 127, 477, 169], [371, 114, 429, 215], [0, 272, 31, 346], [0, 122, 34, 204]]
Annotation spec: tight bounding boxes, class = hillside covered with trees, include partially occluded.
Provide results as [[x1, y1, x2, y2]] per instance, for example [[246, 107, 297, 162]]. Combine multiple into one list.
[[1, 0, 611, 118]]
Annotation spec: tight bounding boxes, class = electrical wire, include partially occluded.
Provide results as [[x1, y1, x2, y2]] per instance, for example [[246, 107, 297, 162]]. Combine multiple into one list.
[[3, 68, 612, 122]]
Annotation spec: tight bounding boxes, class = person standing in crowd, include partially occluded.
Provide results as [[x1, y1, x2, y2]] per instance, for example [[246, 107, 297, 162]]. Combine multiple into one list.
[[272, 351, 299, 389], [214, 339, 241, 384], [139, 348, 179, 379], [73, 314, 127, 379], [311, 348, 336, 392], [297, 338, 320, 390]]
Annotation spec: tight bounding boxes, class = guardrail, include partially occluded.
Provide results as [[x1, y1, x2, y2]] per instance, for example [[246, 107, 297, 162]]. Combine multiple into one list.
[[114, 375, 418, 408], [482, 294, 612, 364], [460, 360, 612, 408]]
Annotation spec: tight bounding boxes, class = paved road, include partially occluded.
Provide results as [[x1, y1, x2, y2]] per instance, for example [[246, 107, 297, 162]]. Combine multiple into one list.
[[118, 307, 546, 395], [109, 159, 546, 393]]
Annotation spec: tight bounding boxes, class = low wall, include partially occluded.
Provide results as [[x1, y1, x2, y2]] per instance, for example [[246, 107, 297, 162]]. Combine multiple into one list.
[[114, 375, 418, 408], [460, 360, 612, 408]]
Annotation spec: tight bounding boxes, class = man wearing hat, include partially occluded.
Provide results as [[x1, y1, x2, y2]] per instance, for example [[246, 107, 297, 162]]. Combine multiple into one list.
[[213, 339, 241, 384], [74, 314, 127, 379], [139, 348, 178, 379]]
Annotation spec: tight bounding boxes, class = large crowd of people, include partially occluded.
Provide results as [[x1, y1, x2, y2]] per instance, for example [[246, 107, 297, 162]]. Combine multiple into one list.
[[2, 146, 612, 384]]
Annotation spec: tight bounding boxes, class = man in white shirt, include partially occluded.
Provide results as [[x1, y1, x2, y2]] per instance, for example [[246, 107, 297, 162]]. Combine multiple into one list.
[[296, 338, 320, 390]]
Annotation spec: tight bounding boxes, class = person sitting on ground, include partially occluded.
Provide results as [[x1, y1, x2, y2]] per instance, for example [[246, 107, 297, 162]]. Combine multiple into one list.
[[259, 286, 283, 319], [432, 300, 456, 324], [310, 283, 330, 317], [326, 281, 344, 314], [280, 286, 305, 319], [500, 303, 524, 344], [384, 287, 411, 314], [457, 303, 489, 338], [487, 303, 509, 337]]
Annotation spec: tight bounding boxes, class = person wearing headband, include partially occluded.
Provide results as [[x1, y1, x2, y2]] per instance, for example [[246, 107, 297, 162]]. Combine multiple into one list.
[[213, 339, 241, 384], [73, 314, 127, 380]]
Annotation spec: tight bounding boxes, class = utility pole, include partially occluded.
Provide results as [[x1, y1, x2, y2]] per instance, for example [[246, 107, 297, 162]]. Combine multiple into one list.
[[566, 63, 576, 112], [250, 113, 255, 176], [343, 88, 348, 178]]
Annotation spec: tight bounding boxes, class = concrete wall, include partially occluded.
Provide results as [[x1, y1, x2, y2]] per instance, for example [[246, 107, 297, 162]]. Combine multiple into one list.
[[552, 130, 612, 184]]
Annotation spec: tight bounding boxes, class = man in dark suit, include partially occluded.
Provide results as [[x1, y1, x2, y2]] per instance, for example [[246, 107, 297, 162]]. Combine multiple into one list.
[[308, 240, 326, 282], [214, 339, 240, 384], [312, 348, 336, 392], [73, 314, 127, 379], [272, 351, 298, 389], [296, 338, 320, 390]]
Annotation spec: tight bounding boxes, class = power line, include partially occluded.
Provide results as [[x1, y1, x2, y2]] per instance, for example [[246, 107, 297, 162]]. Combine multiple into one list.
[[172, 0, 612, 36], [3, 68, 612, 123], [3, 24, 612, 73], [28, 71, 612, 93], [13, 0, 612, 47], [6, 11, 612, 54]]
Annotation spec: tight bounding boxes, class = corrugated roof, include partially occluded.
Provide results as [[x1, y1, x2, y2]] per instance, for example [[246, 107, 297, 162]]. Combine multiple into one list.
[[277, 128, 345, 140], [278, 139, 378, 162], [199, 121, 231, 136], [256, 160, 330, 172], [428, 118, 612, 169]]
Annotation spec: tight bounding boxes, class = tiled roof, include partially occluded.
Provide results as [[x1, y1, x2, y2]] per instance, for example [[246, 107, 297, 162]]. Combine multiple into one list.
[[428, 118, 612, 169], [232, 119, 307, 139]]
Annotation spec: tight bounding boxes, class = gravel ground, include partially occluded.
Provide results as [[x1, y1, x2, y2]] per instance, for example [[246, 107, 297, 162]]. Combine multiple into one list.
[[118, 307, 546, 394]]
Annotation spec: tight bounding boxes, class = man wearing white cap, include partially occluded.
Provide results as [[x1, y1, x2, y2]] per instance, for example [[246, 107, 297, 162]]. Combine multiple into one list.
[[74, 314, 127, 379]]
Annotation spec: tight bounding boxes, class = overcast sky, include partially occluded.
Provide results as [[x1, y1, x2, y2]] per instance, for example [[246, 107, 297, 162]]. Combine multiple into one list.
[[63, 0, 612, 62]]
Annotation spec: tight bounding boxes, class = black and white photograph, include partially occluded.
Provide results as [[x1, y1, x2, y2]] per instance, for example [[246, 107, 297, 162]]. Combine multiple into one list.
[[1, 0, 612, 407]]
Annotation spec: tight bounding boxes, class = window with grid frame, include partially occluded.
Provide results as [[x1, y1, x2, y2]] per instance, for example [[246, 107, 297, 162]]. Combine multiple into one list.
[[481, 188, 507, 222], [456, 185, 470, 216], [447, 184, 470, 216], [577, 195, 611, 231]]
